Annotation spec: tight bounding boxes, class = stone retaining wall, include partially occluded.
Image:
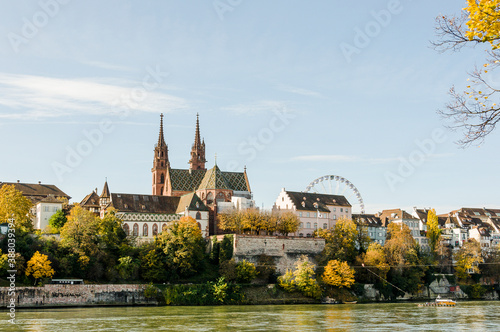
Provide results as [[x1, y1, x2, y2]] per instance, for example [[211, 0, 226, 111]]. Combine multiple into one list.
[[230, 234, 325, 273], [0, 284, 155, 308]]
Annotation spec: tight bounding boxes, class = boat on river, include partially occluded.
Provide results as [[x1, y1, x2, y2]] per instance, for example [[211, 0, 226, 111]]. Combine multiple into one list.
[[418, 296, 456, 307]]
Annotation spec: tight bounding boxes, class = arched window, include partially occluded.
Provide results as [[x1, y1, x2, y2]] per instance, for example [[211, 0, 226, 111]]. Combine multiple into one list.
[[197, 222, 201, 230], [123, 224, 130, 236], [160, 173, 165, 184], [216, 192, 225, 202], [306, 222, 311, 228], [196, 211, 201, 220], [133, 223, 139, 236], [143, 223, 148, 236], [323, 223, 328, 229], [227, 193, 231, 200], [206, 192, 214, 204], [299, 233, 304, 237], [162, 223, 168, 231], [152, 224, 158, 236]]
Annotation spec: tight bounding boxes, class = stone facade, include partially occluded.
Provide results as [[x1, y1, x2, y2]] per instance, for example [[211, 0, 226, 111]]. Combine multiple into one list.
[[227, 234, 325, 273], [0, 284, 154, 308]]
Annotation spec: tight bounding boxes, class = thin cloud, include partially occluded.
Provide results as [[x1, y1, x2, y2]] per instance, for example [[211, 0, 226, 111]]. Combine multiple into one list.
[[276, 84, 323, 98], [292, 153, 454, 164], [0, 73, 188, 120], [82, 60, 137, 73], [222, 100, 289, 115]]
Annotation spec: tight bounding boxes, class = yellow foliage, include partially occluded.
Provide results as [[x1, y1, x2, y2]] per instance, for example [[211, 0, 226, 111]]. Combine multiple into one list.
[[322, 260, 355, 289], [25, 251, 55, 281], [465, 0, 500, 49]]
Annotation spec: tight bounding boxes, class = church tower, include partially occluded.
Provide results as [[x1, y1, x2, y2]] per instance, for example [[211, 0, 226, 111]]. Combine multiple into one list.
[[189, 113, 207, 170], [152, 113, 169, 195]]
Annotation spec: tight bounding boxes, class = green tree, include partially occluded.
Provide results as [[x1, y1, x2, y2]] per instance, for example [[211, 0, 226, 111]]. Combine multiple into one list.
[[48, 210, 67, 233], [278, 255, 322, 299], [454, 238, 483, 281], [25, 251, 55, 285], [318, 218, 358, 264], [60, 205, 100, 257], [432, 1, 500, 146], [117, 256, 139, 280], [322, 260, 355, 289], [0, 184, 33, 232], [235, 259, 258, 283], [426, 209, 442, 259], [98, 209, 129, 254], [157, 216, 206, 278]]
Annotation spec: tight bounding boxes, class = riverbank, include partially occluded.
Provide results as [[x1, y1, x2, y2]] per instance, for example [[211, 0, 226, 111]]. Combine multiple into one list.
[[1, 281, 498, 309]]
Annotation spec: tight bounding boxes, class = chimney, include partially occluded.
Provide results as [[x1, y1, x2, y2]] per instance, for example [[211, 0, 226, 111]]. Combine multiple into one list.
[[17, 180, 20, 183]]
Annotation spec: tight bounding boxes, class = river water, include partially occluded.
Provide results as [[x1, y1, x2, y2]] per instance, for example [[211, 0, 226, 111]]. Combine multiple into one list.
[[5, 301, 500, 331]]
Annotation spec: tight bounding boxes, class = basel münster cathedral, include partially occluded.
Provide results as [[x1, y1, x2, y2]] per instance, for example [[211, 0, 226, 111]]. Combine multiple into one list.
[[82, 114, 252, 238], [151, 113, 252, 235]]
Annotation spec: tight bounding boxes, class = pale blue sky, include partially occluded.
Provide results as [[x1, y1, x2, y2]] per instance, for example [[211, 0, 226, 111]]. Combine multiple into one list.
[[0, 1, 498, 214]]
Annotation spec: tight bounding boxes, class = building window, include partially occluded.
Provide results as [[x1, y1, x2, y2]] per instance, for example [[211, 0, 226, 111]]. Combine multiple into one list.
[[333, 208, 336, 212], [44, 206, 49, 212], [299, 212, 302, 217], [152, 224, 158, 236], [333, 215, 337, 220], [53, 207, 58, 212], [345, 209, 348, 213], [207, 192, 214, 204], [306, 222, 311, 228], [299, 222, 303, 228], [307, 212, 310, 217], [196, 212, 201, 220], [323, 223, 327, 229], [133, 223, 139, 236], [299, 233, 304, 237], [123, 224, 130, 236], [340, 208, 343, 212], [313, 213, 317, 218], [314, 223, 318, 229], [143, 224, 148, 236]]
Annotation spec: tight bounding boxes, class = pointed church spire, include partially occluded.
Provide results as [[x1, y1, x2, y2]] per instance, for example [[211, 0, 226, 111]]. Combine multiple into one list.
[[158, 113, 166, 147], [101, 178, 110, 198], [189, 113, 207, 170], [152, 114, 169, 195]]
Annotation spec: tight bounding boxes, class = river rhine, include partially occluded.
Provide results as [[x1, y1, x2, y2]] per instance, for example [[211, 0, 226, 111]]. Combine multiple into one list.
[[5, 301, 500, 331]]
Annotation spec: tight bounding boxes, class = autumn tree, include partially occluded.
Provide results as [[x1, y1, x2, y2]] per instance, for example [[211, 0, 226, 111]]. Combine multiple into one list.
[[384, 223, 417, 267], [322, 260, 355, 289], [275, 212, 300, 236], [60, 205, 100, 258], [426, 209, 442, 259], [278, 255, 322, 299], [157, 216, 206, 278], [433, 1, 500, 146], [361, 242, 390, 281], [0, 184, 33, 232], [25, 251, 55, 285], [318, 218, 358, 265], [454, 238, 483, 281]]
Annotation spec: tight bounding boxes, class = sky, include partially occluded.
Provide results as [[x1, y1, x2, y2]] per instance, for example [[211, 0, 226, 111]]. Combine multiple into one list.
[[0, 0, 498, 215]]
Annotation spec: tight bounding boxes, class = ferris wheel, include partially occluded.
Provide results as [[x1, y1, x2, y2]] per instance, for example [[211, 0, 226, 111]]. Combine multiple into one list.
[[304, 175, 365, 214]]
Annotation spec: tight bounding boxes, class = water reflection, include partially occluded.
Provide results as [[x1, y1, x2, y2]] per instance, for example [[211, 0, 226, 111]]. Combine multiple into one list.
[[7, 301, 500, 332]]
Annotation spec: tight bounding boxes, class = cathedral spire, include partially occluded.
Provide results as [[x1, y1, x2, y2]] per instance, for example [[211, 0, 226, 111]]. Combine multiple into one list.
[[189, 113, 207, 170], [158, 113, 166, 147], [152, 113, 169, 195]]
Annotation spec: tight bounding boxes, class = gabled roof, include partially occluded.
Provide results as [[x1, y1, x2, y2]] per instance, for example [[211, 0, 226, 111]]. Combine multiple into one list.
[[169, 169, 206, 192], [80, 191, 100, 208], [176, 192, 209, 214], [198, 165, 230, 190], [284, 191, 351, 212], [38, 194, 63, 204], [168, 166, 250, 192], [109, 193, 180, 214], [352, 214, 383, 227], [415, 208, 447, 227], [0, 182, 70, 202]]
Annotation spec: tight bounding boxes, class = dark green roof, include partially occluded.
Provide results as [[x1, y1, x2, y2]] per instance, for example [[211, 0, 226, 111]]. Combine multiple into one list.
[[169, 166, 249, 192]]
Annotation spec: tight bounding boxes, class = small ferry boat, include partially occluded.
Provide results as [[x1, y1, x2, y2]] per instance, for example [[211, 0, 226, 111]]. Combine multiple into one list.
[[418, 296, 456, 307]]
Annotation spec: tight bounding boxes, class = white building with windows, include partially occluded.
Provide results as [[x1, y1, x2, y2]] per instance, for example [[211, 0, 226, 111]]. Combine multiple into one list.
[[378, 209, 428, 250], [273, 188, 351, 237], [35, 195, 63, 230]]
